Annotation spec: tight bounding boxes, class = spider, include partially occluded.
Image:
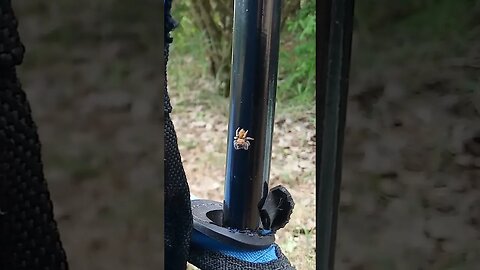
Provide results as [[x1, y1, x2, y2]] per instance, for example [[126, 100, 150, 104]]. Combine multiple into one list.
[[234, 127, 254, 150]]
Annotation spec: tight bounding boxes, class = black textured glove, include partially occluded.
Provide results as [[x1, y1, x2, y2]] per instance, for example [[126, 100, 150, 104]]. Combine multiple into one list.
[[189, 243, 296, 270], [164, 1, 193, 269], [0, 1, 69, 269]]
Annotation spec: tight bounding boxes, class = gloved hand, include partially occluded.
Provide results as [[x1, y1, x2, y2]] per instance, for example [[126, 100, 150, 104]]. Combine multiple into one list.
[[0, 1, 69, 269], [187, 196, 296, 270], [164, 1, 193, 268]]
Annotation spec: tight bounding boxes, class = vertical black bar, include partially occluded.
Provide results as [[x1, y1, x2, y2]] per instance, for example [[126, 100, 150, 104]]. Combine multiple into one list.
[[222, 0, 282, 230], [316, 0, 355, 269]]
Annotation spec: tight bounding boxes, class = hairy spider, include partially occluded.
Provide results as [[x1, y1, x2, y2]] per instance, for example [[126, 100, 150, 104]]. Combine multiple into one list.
[[233, 127, 254, 150]]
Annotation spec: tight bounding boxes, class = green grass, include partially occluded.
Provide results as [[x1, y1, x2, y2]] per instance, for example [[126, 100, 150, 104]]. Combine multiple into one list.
[[169, 1, 316, 115]]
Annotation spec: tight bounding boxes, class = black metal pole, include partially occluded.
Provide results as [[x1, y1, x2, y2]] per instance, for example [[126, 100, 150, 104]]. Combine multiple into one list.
[[317, 0, 355, 269], [222, 0, 282, 230]]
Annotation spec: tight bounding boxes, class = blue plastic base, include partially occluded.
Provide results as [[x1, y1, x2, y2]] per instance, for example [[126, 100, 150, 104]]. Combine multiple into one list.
[[191, 229, 278, 263]]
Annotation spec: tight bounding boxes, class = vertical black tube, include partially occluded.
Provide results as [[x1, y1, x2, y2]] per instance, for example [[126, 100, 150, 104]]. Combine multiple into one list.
[[222, 0, 282, 230], [317, 0, 354, 269]]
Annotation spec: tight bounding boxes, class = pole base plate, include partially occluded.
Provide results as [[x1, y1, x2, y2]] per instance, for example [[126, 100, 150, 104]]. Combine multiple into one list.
[[191, 199, 275, 250]]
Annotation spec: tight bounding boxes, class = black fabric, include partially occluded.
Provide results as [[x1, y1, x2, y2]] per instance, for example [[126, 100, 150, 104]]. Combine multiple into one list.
[[163, 0, 175, 114], [164, 114, 192, 269], [0, 2, 24, 69], [0, 1, 69, 269], [164, 1, 193, 269], [189, 244, 296, 270]]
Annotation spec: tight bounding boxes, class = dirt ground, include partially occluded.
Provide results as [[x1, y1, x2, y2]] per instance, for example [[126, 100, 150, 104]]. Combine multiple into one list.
[[12, 1, 480, 270], [167, 92, 316, 270]]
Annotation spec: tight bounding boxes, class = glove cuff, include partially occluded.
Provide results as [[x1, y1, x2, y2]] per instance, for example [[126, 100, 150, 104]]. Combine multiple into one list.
[[189, 244, 296, 270]]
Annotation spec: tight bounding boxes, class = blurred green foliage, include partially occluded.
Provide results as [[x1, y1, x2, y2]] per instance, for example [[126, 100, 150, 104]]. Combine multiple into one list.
[[277, 0, 316, 105], [352, 0, 480, 97], [355, 0, 477, 40], [170, 0, 479, 109], [170, 0, 315, 107]]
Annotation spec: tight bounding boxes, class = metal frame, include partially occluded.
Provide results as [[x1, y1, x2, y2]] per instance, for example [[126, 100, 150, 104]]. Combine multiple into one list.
[[316, 0, 355, 269]]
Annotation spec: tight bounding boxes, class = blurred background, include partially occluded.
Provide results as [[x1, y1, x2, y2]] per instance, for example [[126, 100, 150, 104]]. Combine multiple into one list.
[[338, 1, 480, 269], [11, 0, 480, 269], [14, 0, 163, 269]]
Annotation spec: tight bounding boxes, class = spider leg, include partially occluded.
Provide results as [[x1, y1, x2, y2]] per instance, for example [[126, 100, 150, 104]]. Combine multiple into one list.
[[246, 137, 254, 140], [235, 127, 240, 136], [234, 140, 240, 150]]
